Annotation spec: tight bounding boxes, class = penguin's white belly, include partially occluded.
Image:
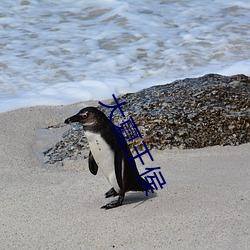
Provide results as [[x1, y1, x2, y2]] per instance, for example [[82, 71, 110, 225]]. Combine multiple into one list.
[[85, 131, 120, 193]]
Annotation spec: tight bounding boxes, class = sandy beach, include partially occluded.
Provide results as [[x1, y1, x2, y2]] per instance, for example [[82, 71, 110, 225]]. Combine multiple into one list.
[[0, 102, 249, 250]]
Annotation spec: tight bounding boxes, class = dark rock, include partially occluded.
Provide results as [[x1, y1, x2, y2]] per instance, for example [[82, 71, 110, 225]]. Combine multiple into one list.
[[43, 74, 250, 164]]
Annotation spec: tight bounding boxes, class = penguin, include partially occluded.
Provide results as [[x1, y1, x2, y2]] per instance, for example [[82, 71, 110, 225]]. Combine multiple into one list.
[[64, 107, 152, 209]]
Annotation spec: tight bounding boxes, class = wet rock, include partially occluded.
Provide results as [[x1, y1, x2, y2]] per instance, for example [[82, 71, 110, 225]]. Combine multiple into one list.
[[44, 74, 250, 164]]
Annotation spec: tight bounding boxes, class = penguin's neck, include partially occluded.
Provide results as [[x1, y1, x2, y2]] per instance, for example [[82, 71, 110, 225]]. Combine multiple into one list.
[[83, 122, 110, 134], [84, 130, 99, 142]]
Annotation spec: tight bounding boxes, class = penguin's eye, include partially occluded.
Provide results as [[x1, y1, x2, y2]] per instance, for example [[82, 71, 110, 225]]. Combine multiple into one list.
[[79, 112, 88, 119]]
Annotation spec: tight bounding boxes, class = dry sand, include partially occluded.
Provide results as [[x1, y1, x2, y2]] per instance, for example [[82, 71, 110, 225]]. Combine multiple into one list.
[[0, 102, 249, 250]]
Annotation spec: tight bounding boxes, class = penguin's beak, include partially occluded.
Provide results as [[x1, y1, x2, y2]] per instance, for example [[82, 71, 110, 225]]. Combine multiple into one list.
[[64, 114, 81, 124]]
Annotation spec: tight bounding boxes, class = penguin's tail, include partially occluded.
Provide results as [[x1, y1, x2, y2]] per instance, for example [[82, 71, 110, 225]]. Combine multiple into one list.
[[134, 177, 155, 194]]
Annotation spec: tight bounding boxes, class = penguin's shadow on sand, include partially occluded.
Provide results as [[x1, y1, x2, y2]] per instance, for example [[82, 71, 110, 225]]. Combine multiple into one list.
[[122, 191, 157, 208]]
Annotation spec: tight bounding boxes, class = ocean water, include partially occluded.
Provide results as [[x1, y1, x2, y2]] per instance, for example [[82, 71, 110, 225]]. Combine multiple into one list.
[[0, 0, 250, 113]]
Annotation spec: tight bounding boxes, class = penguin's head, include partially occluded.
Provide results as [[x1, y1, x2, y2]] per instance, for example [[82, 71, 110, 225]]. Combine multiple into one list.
[[65, 107, 109, 130]]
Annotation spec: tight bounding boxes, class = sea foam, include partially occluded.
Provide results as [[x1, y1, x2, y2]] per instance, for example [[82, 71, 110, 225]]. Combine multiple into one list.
[[0, 0, 249, 112]]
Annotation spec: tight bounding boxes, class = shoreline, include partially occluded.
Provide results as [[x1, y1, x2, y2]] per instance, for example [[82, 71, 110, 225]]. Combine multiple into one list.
[[0, 102, 249, 249]]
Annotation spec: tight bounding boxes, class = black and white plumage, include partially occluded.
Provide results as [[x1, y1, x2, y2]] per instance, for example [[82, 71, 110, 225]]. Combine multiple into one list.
[[65, 107, 151, 209]]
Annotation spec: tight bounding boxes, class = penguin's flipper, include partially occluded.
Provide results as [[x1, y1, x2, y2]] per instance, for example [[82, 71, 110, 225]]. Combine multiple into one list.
[[101, 196, 124, 209], [88, 151, 98, 175], [105, 187, 118, 198]]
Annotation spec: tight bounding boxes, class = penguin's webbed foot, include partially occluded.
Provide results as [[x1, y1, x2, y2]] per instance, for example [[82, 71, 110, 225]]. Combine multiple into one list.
[[105, 187, 118, 198], [101, 196, 124, 209]]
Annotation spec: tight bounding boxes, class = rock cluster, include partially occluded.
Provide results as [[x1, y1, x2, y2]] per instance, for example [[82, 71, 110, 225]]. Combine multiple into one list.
[[43, 125, 88, 163], [43, 74, 250, 164]]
